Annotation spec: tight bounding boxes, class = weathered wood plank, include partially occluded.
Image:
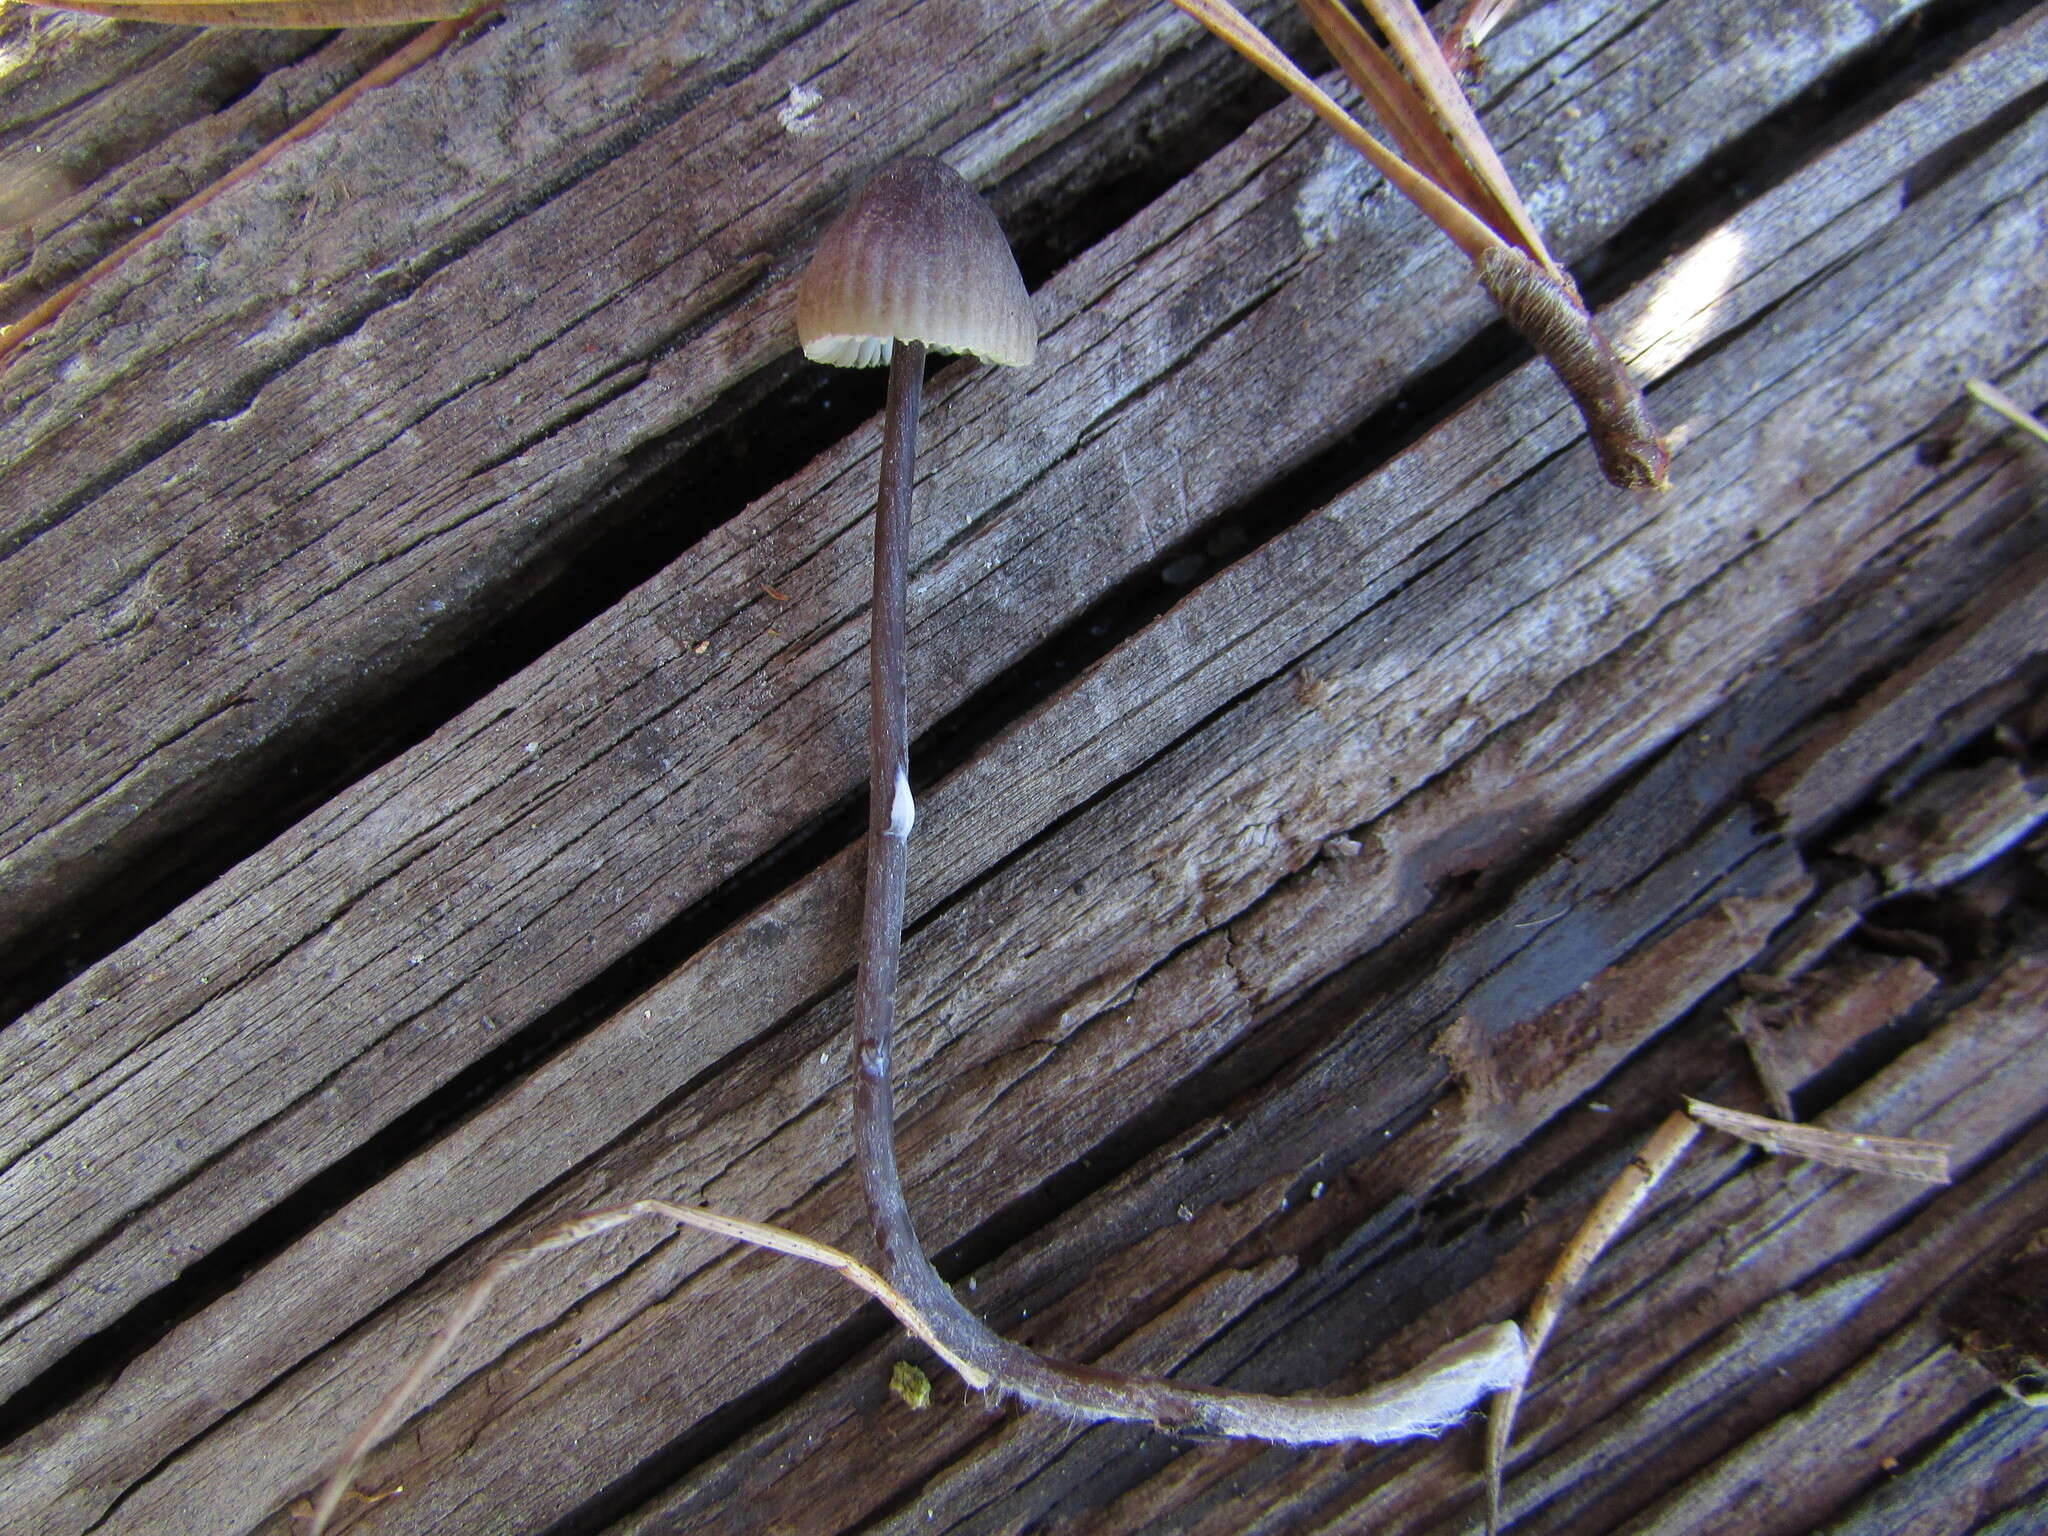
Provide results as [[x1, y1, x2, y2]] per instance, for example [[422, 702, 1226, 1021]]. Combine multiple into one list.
[[344, 123, 2048, 1514], [1820, 1396, 2048, 1536], [6, 18, 2040, 1529], [629, 727, 2048, 1536], [1475, 965, 2048, 1536], [1757, 560, 2048, 837], [4, 0, 1990, 1408], [1624, 1321, 2013, 1536], [0, 0, 1946, 983], [0, 14, 400, 327], [0, 0, 1217, 963], [1065, 951, 2048, 1536]]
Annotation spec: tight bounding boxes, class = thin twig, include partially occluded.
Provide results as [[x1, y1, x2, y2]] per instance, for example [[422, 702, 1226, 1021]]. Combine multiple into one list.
[[1484, 1110, 1699, 1535], [1685, 1098, 1953, 1183], [1484, 1090, 1959, 1531]]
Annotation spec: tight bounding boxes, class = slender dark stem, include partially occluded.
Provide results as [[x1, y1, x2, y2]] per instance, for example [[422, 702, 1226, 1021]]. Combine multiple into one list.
[[850, 345, 1028, 1374], [845, 342, 1524, 1437], [310, 346, 1527, 1535], [852, 340, 965, 1325]]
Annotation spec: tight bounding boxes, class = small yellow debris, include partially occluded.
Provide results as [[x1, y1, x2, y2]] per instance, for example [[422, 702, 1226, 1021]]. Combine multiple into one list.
[[890, 1360, 933, 1410]]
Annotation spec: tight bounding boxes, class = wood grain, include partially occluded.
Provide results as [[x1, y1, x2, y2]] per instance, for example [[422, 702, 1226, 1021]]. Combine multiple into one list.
[[9, 0, 2027, 1394], [0, 15, 404, 328], [1, 1, 2044, 1533], [0, 0, 1216, 962], [0, 0, 1946, 974]]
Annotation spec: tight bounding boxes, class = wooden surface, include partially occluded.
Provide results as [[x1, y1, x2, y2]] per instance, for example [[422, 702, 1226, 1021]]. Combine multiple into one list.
[[2, 0, 2046, 1532]]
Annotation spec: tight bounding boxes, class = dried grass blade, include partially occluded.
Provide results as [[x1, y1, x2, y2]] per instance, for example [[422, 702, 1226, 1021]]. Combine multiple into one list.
[[1167, 0, 1503, 261], [1296, 0, 1491, 221], [1966, 377, 2048, 445], [1685, 1098, 1954, 1183], [22, 0, 475, 23], [1352, 0, 1556, 269]]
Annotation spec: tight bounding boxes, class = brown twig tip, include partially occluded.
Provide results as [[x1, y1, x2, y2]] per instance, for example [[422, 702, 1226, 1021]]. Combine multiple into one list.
[[1477, 249, 1672, 492], [1166, 0, 1670, 492]]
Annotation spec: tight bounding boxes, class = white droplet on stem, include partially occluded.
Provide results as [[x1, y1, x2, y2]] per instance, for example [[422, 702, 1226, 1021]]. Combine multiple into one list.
[[888, 768, 916, 839]]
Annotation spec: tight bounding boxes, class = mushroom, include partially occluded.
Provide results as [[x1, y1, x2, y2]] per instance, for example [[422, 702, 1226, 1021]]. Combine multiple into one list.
[[797, 155, 1036, 373], [796, 155, 1035, 1330], [796, 159, 1525, 1438], [304, 164, 1525, 1536]]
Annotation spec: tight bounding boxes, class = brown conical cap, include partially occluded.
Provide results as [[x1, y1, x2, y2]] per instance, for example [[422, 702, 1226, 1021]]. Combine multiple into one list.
[[797, 156, 1036, 369]]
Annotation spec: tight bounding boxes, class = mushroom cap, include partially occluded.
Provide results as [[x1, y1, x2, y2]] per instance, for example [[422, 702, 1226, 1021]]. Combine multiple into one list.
[[797, 156, 1036, 369]]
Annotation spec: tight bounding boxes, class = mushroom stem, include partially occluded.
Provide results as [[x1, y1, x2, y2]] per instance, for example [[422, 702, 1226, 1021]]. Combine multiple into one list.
[[844, 347, 1524, 1438], [303, 166, 1520, 1530], [845, 345, 1007, 1360], [853, 339, 941, 1305]]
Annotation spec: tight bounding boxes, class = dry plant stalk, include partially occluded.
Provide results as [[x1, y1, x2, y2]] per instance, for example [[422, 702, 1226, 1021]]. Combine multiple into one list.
[[1684, 1097, 1954, 1183], [304, 1201, 1524, 1533], [1966, 377, 2048, 446], [1484, 1098, 1956, 1532], [1167, 0, 1671, 490], [1484, 1110, 1699, 1534]]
